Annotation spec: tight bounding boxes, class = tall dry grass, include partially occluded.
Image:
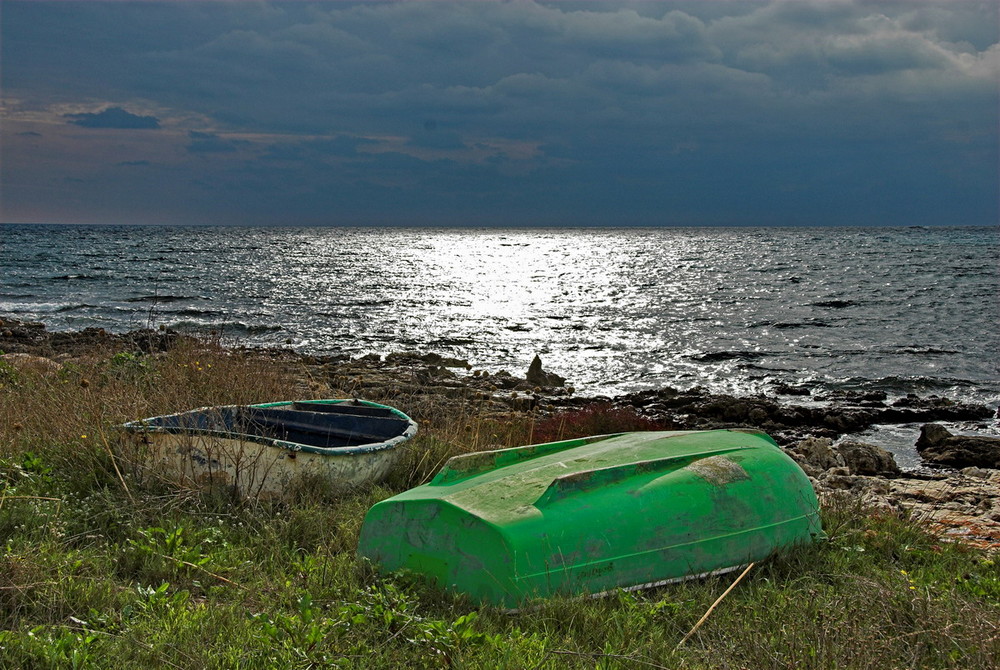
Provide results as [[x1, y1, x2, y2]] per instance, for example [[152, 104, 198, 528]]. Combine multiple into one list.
[[1, 338, 997, 669], [1, 340, 308, 485]]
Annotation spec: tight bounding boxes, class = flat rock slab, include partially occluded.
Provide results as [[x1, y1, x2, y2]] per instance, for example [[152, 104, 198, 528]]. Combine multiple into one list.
[[888, 469, 1000, 553], [815, 468, 1000, 554]]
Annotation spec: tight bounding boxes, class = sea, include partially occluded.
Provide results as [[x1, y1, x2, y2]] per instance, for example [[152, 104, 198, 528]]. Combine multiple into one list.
[[2, 224, 998, 454]]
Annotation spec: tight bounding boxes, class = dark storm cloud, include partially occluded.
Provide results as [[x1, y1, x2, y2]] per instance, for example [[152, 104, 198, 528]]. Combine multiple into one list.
[[1, 1, 997, 225], [65, 107, 160, 129]]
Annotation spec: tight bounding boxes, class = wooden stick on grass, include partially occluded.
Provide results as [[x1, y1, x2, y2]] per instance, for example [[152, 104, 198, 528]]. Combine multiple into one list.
[[676, 562, 755, 649], [154, 552, 243, 589], [0, 494, 62, 509]]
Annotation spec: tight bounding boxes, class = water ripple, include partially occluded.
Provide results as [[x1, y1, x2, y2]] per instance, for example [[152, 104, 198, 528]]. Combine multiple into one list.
[[1, 224, 997, 404]]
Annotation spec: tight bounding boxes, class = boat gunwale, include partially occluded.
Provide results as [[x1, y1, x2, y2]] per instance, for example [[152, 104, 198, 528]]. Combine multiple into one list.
[[122, 399, 417, 456], [512, 510, 822, 582]]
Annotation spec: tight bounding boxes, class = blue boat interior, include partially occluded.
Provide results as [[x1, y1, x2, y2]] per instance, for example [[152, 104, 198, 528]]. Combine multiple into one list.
[[142, 402, 411, 449]]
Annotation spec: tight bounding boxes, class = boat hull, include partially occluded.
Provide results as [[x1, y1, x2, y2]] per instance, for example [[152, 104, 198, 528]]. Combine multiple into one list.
[[124, 399, 416, 499], [358, 429, 823, 608]]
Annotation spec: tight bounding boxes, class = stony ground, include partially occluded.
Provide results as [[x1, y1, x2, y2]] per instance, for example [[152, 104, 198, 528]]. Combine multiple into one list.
[[3, 317, 999, 552]]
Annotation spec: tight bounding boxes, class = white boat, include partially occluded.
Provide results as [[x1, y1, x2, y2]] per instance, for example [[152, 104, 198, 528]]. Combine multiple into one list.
[[123, 399, 417, 499]]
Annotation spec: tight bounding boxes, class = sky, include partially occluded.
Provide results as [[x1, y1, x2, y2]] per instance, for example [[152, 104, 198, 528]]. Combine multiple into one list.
[[1, 0, 997, 226]]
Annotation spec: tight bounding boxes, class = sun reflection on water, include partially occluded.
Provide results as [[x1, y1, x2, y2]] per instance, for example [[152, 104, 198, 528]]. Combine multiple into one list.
[[3, 225, 997, 403]]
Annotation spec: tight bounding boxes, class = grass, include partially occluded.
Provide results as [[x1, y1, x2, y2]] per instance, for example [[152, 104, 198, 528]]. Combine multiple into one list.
[[1, 341, 998, 669]]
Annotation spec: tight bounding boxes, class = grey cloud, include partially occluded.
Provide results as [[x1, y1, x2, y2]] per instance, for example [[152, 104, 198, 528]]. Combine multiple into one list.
[[187, 131, 250, 153], [36, 1, 986, 148], [546, 7, 719, 61], [310, 135, 382, 157], [408, 128, 467, 151], [2, 1, 996, 226], [261, 135, 381, 162], [709, 2, 997, 80], [65, 107, 160, 129], [897, 6, 999, 50]]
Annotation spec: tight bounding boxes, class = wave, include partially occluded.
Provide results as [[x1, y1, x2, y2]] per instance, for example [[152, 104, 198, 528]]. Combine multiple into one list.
[[340, 299, 394, 307], [816, 375, 998, 406], [166, 320, 283, 335], [172, 308, 224, 318], [811, 299, 858, 308], [689, 351, 768, 362], [125, 295, 202, 303], [897, 346, 961, 355], [54, 303, 100, 313], [428, 337, 477, 347], [772, 321, 833, 329], [0, 301, 80, 314], [750, 319, 834, 329], [49, 274, 102, 281], [315, 312, 362, 320], [737, 362, 783, 372]]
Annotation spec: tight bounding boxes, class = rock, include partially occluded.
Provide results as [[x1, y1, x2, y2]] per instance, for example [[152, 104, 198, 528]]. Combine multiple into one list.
[[386, 351, 470, 368], [788, 437, 845, 472], [884, 469, 1000, 552], [490, 371, 521, 390], [772, 383, 811, 396], [916, 423, 1000, 469], [881, 397, 992, 424], [525, 355, 565, 388], [916, 423, 952, 448], [822, 410, 875, 433], [819, 472, 891, 494], [787, 438, 900, 478], [835, 440, 901, 477], [819, 473, 856, 490], [508, 394, 538, 412]]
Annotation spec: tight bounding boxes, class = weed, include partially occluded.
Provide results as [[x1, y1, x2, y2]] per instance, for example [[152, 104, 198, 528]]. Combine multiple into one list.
[[531, 402, 674, 443], [0, 337, 997, 669]]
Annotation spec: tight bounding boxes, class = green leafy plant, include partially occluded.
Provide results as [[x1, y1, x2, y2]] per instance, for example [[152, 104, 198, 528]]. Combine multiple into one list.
[[130, 526, 210, 567]]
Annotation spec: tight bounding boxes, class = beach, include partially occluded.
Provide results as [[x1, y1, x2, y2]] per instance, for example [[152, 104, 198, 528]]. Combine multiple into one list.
[[3, 317, 998, 552]]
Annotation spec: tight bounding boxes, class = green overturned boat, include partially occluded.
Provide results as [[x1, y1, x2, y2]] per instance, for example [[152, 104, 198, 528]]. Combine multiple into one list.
[[358, 429, 822, 608]]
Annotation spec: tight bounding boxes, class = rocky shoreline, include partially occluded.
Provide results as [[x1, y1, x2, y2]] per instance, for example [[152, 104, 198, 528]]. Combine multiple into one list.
[[3, 318, 999, 552]]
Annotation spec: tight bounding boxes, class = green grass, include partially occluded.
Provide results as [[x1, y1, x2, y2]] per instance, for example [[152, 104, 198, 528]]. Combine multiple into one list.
[[1, 343, 998, 668]]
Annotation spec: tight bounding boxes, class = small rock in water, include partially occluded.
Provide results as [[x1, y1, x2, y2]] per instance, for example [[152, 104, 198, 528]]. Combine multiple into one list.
[[525, 354, 566, 388], [773, 383, 811, 396]]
